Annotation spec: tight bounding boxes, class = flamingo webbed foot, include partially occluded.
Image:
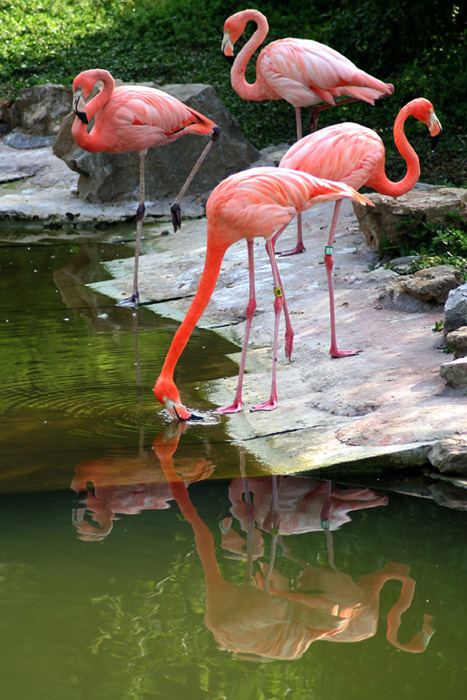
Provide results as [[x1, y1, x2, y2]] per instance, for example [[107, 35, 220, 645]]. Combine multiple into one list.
[[211, 126, 221, 143], [216, 400, 244, 414], [117, 293, 139, 308], [330, 348, 362, 358], [250, 398, 278, 412], [277, 243, 306, 257], [171, 202, 182, 232]]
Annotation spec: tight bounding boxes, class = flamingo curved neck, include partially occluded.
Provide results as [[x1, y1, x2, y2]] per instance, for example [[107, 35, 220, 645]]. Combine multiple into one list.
[[72, 70, 114, 150], [159, 239, 226, 383], [231, 10, 271, 101], [369, 103, 420, 197]]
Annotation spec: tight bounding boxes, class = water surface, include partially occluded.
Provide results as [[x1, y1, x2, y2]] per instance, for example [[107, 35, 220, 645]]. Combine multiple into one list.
[[0, 236, 466, 700]]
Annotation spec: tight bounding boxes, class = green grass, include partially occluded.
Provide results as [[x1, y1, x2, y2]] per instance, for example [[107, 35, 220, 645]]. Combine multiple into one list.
[[382, 212, 467, 277], [1, 0, 466, 176], [2, 0, 466, 270]]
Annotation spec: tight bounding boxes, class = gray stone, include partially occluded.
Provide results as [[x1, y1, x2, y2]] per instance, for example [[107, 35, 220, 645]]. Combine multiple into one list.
[[399, 265, 464, 304], [0, 98, 11, 135], [439, 357, 467, 388], [3, 131, 56, 149], [377, 266, 462, 312], [10, 83, 72, 137], [446, 326, 467, 358], [444, 283, 467, 333], [54, 82, 260, 203], [428, 436, 467, 474], [352, 186, 467, 249]]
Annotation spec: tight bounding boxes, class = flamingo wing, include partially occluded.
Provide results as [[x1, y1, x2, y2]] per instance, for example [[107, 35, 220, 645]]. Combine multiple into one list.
[[280, 123, 384, 190], [259, 39, 392, 107], [208, 167, 372, 244], [98, 86, 214, 152]]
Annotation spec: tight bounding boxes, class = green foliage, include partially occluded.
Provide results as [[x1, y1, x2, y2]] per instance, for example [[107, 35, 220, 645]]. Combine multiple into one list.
[[383, 211, 467, 276], [1, 0, 466, 176]]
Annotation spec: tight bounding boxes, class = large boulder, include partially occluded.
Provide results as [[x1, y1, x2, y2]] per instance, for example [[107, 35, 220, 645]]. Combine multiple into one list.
[[4, 83, 72, 148], [444, 283, 467, 333], [428, 436, 467, 474], [53, 82, 260, 203], [352, 186, 467, 249], [378, 265, 464, 312]]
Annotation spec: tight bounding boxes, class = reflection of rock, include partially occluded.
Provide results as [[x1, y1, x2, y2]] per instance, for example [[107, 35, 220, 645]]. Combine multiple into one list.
[[54, 82, 260, 203], [428, 480, 467, 511], [378, 265, 464, 312], [353, 186, 467, 249]]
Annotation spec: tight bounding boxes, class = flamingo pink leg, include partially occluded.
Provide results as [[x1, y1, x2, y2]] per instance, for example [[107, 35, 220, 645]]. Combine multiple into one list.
[[275, 108, 306, 258], [216, 240, 257, 414], [270, 229, 294, 360], [251, 239, 289, 412], [117, 149, 147, 307], [325, 200, 361, 358]]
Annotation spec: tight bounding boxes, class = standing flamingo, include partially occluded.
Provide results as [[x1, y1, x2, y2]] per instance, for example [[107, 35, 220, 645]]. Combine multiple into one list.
[[153, 167, 373, 420], [72, 68, 220, 306], [222, 9, 393, 142], [222, 8, 393, 256], [279, 97, 442, 357]]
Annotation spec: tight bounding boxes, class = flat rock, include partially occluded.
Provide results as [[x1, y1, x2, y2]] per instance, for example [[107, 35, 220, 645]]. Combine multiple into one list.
[[439, 357, 467, 388], [428, 435, 467, 474], [2, 139, 466, 475], [353, 186, 467, 249], [378, 265, 464, 311]]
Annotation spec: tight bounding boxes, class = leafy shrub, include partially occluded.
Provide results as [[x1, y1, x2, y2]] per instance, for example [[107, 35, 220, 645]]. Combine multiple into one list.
[[1, 0, 466, 180]]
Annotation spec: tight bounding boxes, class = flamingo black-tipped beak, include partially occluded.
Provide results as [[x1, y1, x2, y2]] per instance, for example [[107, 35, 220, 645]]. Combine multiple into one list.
[[73, 92, 89, 124], [222, 32, 234, 65]]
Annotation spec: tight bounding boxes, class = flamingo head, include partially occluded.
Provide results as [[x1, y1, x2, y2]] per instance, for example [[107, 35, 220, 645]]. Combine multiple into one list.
[[153, 375, 192, 422], [410, 98, 442, 147], [72, 69, 114, 124], [222, 10, 258, 63], [221, 27, 235, 64]]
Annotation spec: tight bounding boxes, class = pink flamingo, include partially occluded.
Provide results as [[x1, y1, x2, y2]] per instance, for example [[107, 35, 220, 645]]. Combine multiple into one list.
[[222, 9, 393, 142], [279, 97, 442, 356], [153, 167, 373, 420], [72, 68, 220, 306]]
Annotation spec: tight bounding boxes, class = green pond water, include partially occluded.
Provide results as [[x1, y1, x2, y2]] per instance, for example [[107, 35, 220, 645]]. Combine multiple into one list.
[[0, 236, 466, 700]]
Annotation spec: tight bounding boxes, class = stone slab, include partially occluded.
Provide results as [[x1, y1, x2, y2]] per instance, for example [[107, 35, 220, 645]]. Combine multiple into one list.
[[1, 140, 466, 475]]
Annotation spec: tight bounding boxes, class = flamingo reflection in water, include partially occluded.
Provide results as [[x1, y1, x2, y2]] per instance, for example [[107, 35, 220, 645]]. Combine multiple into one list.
[[71, 428, 214, 541], [155, 430, 435, 660]]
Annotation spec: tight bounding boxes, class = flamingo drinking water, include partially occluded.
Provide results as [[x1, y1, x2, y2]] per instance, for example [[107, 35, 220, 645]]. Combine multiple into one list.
[[279, 97, 442, 357], [72, 68, 220, 306], [153, 167, 373, 420]]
